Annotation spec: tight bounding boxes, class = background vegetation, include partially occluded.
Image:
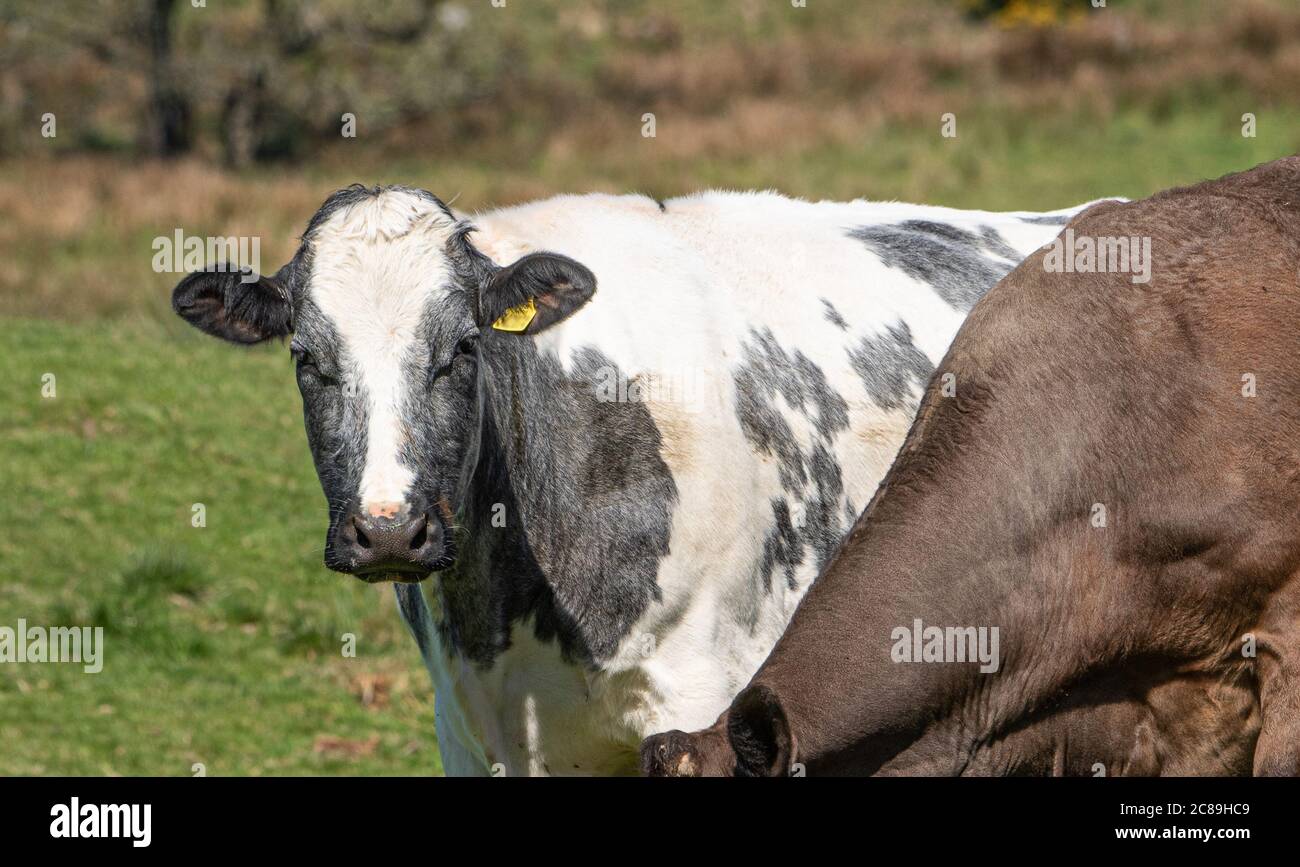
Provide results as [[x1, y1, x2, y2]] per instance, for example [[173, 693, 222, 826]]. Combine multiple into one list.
[[3, 0, 1299, 775]]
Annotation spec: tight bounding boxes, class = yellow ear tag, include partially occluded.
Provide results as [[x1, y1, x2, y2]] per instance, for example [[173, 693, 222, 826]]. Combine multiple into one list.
[[491, 298, 537, 333]]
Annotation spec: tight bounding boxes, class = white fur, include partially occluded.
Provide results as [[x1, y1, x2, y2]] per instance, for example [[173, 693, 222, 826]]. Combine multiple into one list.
[[308, 195, 460, 515]]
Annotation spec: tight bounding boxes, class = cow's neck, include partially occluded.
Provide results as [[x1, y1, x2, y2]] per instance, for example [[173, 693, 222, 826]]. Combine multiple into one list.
[[750, 460, 1094, 776], [432, 333, 676, 670]]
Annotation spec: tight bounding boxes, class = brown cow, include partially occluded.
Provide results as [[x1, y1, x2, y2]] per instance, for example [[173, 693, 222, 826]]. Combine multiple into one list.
[[641, 156, 1300, 776]]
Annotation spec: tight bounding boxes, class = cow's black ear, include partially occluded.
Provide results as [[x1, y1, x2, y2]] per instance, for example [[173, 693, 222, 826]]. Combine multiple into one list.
[[728, 684, 796, 777], [479, 252, 596, 335], [172, 266, 292, 345]]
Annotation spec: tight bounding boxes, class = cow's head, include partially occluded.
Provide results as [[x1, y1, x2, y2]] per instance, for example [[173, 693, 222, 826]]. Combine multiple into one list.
[[171, 185, 595, 582], [640, 684, 796, 777]]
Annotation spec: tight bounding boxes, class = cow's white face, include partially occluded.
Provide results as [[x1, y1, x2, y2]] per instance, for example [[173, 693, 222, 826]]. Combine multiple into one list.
[[171, 185, 597, 582]]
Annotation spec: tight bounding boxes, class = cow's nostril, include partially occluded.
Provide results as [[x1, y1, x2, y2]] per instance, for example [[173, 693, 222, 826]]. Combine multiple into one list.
[[354, 520, 372, 550], [409, 517, 428, 550]]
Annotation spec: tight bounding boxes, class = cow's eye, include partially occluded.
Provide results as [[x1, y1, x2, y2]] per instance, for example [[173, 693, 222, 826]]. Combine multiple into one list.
[[292, 345, 337, 384], [456, 334, 479, 357]]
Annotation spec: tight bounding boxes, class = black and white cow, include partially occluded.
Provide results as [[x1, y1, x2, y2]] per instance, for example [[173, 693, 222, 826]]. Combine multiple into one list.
[[171, 186, 1105, 774]]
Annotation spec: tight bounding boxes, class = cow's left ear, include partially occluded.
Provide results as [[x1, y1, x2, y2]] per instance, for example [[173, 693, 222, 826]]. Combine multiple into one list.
[[727, 684, 797, 777], [479, 252, 596, 335], [172, 265, 293, 345]]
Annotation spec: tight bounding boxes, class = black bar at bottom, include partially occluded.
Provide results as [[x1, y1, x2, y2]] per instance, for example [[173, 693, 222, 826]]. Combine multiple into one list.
[[0, 777, 1286, 853]]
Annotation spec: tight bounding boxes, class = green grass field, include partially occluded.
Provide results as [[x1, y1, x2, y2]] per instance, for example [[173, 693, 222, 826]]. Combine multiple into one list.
[[0, 319, 441, 775]]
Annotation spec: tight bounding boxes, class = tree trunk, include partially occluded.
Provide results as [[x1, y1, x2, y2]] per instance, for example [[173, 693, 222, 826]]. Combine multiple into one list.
[[145, 0, 190, 157]]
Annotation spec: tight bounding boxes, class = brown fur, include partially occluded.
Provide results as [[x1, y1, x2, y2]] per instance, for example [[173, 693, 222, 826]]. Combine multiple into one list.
[[642, 156, 1300, 776]]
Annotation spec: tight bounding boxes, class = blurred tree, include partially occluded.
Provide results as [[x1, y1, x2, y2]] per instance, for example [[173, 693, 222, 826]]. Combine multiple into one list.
[[146, 0, 192, 156], [0, 0, 191, 156], [214, 0, 449, 167], [0, 0, 492, 164]]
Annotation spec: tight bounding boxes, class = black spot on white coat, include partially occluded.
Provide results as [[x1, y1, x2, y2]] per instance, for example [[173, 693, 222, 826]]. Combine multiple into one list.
[[733, 328, 849, 603], [431, 339, 678, 666], [821, 298, 849, 331], [1020, 213, 1069, 226], [848, 321, 934, 412], [849, 219, 1017, 311]]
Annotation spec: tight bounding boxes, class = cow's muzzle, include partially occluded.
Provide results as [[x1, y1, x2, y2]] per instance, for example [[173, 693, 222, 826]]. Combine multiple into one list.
[[325, 502, 452, 582]]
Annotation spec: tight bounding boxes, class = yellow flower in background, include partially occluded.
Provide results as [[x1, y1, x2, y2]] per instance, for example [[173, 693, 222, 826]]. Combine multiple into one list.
[[962, 0, 1091, 29]]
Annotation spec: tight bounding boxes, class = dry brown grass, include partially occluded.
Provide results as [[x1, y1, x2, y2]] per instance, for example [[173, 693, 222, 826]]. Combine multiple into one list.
[[506, 0, 1300, 176], [0, 156, 321, 320], [5, 0, 1300, 322]]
